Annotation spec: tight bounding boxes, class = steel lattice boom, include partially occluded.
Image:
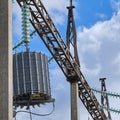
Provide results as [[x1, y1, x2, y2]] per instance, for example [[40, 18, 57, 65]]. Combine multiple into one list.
[[17, 0, 108, 119]]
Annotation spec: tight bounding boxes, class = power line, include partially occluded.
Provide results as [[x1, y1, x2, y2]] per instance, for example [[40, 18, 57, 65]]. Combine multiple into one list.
[[13, 30, 36, 50], [102, 106, 120, 114], [91, 88, 120, 98], [14, 102, 55, 120]]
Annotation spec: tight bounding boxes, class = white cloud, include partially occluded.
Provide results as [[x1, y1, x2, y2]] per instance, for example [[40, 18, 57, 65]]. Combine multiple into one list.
[[77, 10, 120, 54], [112, 53, 120, 73], [77, 6, 120, 81], [12, 2, 22, 36], [81, 63, 101, 77], [111, 0, 120, 11], [12, 0, 68, 44], [77, 9, 120, 79], [42, 0, 68, 13], [39, 0, 68, 25], [77, 6, 120, 120], [96, 13, 108, 20], [12, 0, 68, 49], [50, 67, 67, 91]]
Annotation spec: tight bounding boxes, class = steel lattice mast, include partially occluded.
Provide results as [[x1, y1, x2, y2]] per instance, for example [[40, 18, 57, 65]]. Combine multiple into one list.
[[66, 0, 80, 66], [16, 0, 108, 119], [100, 78, 112, 120], [66, 0, 80, 120]]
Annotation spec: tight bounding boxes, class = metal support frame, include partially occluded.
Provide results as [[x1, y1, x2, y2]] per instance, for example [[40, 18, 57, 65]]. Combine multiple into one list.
[[66, 1, 80, 66], [100, 78, 112, 120], [66, 0, 79, 119], [17, 0, 108, 119]]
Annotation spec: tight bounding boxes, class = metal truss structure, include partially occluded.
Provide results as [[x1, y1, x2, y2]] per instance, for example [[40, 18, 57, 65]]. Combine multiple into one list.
[[16, 0, 108, 119]]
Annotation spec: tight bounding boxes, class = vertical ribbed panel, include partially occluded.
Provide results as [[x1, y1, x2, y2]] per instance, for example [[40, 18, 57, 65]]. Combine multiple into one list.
[[13, 52, 51, 97]]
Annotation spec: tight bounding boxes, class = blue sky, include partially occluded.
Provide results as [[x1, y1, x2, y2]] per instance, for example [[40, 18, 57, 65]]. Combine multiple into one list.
[[13, 0, 120, 120], [78, 0, 113, 25]]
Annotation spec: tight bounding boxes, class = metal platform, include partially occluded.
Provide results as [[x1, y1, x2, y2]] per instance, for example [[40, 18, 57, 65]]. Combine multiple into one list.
[[13, 92, 55, 108]]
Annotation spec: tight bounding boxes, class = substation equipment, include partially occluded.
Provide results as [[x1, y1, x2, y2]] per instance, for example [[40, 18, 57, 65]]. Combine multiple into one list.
[[16, 0, 108, 120], [1, 0, 119, 120], [13, 51, 53, 108], [13, 2, 54, 109]]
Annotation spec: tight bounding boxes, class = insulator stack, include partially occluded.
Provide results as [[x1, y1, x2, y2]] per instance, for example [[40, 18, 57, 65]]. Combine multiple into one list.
[[21, 3, 30, 47]]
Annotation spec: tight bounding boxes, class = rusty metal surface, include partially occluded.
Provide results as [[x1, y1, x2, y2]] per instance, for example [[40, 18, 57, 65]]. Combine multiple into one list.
[[17, 0, 108, 119], [66, 3, 80, 67], [66, 1, 79, 120]]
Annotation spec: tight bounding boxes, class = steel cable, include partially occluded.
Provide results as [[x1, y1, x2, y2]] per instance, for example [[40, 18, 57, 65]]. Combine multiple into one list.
[[14, 102, 55, 120], [102, 105, 120, 114], [91, 88, 120, 98]]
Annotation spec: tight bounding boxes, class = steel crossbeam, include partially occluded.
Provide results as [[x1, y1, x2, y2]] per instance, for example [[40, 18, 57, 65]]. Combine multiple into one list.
[[17, 0, 108, 119]]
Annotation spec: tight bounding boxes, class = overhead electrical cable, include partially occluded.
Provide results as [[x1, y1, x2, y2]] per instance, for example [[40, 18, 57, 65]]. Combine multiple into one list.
[[91, 88, 120, 98], [102, 105, 120, 114], [13, 30, 36, 50], [14, 102, 55, 119]]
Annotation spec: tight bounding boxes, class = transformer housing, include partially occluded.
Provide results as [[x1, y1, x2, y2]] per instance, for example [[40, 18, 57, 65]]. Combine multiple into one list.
[[13, 51, 53, 107]]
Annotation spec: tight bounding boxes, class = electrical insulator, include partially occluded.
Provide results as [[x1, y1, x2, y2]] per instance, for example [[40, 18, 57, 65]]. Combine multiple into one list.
[[21, 3, 30, 49]]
